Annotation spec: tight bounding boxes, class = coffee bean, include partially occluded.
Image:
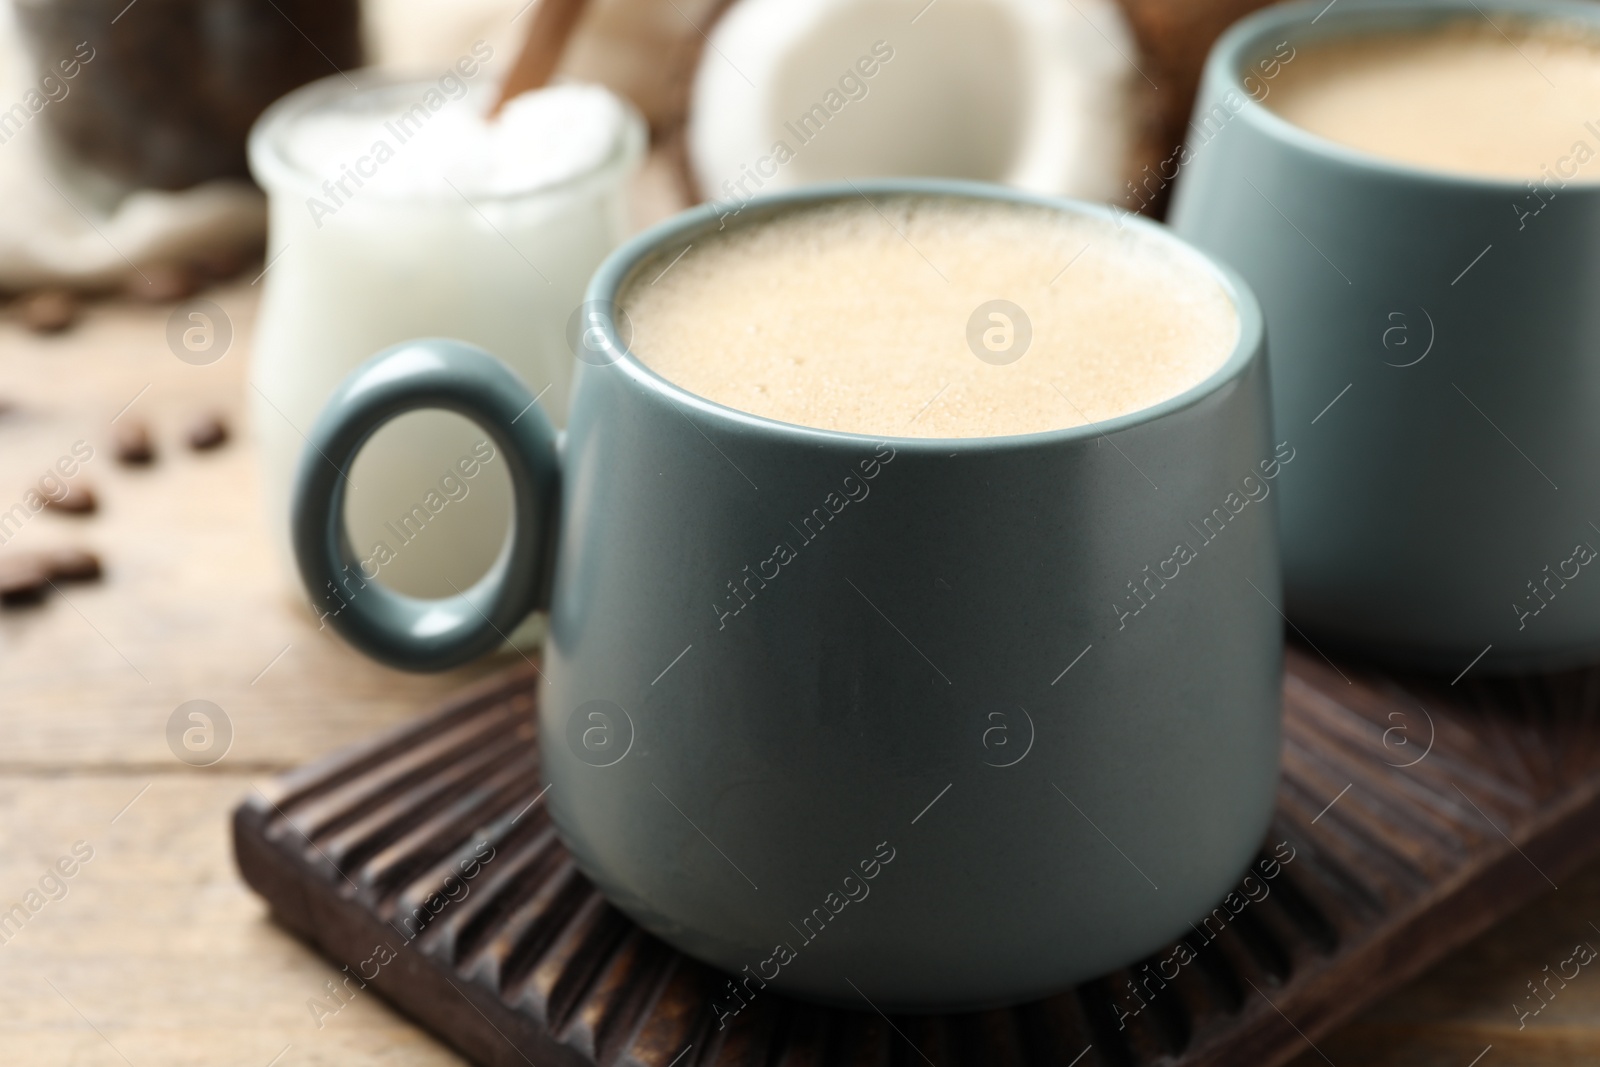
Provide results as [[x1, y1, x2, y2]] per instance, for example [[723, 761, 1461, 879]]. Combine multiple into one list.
[[186, 413, 229, 451], [128, 263, 199, 303], [195, 247, 248, 282], [18, 289, 79, 334], [0, 554, 49, 605], [113, 420, 155, 465], [43, 481, 96, 514], [44, 547, 101, 582]]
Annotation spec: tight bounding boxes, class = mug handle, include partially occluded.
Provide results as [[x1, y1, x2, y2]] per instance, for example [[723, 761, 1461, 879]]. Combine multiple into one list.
[[290, 338, 561, 672]]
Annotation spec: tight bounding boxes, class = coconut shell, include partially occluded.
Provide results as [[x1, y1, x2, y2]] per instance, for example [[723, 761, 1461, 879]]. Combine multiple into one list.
[[565, 0, 1277, 217]]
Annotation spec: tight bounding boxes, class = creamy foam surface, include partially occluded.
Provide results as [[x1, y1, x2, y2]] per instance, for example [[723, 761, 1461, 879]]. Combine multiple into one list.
[[620, 198, 1239, 439], [1264, 21, 1600, 181]]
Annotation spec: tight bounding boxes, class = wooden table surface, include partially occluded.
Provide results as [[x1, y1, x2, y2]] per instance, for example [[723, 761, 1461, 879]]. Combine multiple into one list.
[[2, 230, 1599, 1067]]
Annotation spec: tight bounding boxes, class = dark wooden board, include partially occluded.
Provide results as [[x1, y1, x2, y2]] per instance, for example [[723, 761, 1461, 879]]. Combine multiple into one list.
[[233, 644, 1600, 1067]]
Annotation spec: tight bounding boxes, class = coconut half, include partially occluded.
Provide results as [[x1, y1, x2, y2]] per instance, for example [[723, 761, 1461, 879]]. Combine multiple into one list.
[[687, 0, 1147, 210]]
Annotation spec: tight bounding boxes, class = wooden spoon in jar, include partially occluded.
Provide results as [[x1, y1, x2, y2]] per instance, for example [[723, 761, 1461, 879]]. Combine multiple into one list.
[[490, 0, 592, 116]]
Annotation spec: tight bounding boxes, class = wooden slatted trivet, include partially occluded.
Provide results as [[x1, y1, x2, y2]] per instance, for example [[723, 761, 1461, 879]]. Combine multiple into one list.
[[233, 644, 1600, 1067]]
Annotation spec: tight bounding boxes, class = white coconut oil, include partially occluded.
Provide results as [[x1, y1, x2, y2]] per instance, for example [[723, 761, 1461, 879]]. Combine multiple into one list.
[[249, 68, 643, 602]]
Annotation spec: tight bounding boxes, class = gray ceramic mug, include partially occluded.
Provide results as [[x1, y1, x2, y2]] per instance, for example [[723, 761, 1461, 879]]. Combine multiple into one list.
[[292, 179, 1283, 1011], [1171, 0, 1600, 673]]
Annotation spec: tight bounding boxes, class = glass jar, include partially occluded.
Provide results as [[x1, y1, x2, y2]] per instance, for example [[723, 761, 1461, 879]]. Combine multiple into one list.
[[15, 0, 362, 189], [248, 71, 645, 600]]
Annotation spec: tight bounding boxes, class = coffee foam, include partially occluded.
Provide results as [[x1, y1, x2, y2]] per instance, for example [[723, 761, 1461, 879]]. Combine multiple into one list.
[[1264, 19, 1600, 182], [620, 197, 1239, 439]]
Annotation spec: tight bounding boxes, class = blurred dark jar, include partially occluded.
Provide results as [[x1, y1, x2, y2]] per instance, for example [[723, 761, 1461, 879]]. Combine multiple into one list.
[[14, 0, 362, 189]]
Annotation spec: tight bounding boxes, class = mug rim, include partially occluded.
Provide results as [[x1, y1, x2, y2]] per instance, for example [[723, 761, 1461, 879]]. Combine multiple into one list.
[[1208, 0, 1600, 193], [582, 178, 1266, 452]]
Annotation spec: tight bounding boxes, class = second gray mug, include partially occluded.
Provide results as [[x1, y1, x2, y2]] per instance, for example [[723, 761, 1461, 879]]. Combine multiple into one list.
[[1172, 0, 1600, 673], [292, 179, 1283, 1011]]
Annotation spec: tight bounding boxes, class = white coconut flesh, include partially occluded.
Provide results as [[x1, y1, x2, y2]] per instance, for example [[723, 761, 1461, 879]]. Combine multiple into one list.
[[688, 0, 1144, 206]]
